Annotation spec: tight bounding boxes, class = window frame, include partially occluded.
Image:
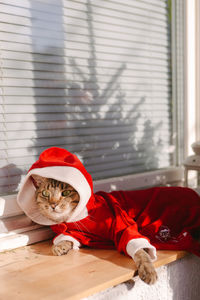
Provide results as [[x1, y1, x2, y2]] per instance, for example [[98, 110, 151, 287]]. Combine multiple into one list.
[[0, 0, 192, 252], [183, 0, 200, 155], [195, 0, 200, 141]]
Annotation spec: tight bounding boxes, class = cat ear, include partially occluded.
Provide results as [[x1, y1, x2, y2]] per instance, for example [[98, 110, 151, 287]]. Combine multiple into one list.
[[31, 174, 46, 188]]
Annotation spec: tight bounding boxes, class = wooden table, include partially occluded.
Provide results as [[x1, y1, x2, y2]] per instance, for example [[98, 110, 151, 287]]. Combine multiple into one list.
[[0, 240, 187, 300]]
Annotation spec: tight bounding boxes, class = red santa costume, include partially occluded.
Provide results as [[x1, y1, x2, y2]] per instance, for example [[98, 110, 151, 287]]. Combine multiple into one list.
[[17, 147, 200, 261]]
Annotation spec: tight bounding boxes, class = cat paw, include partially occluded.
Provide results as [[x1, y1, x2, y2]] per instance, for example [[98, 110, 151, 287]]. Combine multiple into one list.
[[138, 262, 158, 285], [52, 240, 73, 256]]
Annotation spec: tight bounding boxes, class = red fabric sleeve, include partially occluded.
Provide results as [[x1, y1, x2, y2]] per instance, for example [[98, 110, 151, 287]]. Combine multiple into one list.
[[51, 223, 114, 248], [50, 223, 86, 246], [97, 191, 151, 255]]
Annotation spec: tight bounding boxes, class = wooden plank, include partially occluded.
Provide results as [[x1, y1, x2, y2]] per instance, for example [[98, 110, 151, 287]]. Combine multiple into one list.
[[0, 240, 187, 300]]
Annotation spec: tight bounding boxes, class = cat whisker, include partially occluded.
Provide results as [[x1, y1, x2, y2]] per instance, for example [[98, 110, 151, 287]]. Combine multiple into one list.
[[73, 222, 83, 233], [87, 214, 97, 223], [75, 221, 90, 234]]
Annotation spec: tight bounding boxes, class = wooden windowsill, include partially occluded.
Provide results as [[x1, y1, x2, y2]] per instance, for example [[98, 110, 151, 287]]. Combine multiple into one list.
[[0, 240, 187, 300]]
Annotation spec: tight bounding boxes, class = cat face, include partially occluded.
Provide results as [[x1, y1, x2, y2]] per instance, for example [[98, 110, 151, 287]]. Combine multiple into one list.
[[32, 175, 80, 223]]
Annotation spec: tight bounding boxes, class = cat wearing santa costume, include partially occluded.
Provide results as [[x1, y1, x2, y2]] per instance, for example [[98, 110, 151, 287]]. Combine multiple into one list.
[[17, 147, 200, 284]]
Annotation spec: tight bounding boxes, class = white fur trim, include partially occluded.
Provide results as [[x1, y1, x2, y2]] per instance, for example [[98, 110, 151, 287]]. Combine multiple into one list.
[[53, 234, 81, 250], [17, 166, 91, 225], [126, 238, 157, 262]]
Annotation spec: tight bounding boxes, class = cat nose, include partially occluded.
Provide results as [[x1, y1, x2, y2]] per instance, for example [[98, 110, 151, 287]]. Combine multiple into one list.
[[51, 203, 57, 209]]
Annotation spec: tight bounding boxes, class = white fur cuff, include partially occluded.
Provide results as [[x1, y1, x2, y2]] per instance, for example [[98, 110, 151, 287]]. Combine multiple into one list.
[[53, 234, 81, 250], [126, 238, 157, 262]]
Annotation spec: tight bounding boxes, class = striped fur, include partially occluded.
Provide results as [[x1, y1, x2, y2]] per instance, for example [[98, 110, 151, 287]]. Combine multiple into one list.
[[32, 175, 80, 223]]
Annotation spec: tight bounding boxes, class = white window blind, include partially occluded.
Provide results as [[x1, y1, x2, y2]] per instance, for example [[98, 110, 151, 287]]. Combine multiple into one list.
[[0, 0, 173, 196]]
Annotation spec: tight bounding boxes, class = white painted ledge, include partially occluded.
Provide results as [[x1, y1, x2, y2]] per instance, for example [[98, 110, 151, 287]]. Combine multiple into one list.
[[0, 227, 54, 252], [93, 166, 184, 192]]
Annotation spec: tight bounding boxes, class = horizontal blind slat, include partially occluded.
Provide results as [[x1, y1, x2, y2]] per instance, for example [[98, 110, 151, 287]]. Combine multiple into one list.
[[1, 47, 170, 62], [2, 69, 171, 80], [0, 23, 169, 44], [1, 77, 170, 88], [2, 59, 170, 72], [0, 38, 170, 54], [3, 103, 171, 113], [3, 110, 171, 122], [0, 117, 171, 133]]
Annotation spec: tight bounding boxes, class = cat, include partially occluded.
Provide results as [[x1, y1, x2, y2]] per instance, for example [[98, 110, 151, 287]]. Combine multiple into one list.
[[32, 174, 157, 285]]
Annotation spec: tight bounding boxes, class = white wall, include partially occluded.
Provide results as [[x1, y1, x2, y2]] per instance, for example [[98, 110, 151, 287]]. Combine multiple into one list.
[[86, 255, 200, 300]]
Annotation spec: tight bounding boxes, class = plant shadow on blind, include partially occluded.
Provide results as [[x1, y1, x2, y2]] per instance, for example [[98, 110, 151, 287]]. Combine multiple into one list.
[[0, 0, 172, 196]]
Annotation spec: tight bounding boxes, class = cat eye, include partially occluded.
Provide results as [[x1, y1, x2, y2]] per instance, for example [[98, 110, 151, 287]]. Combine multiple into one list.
[[42, 190, 50, 197], [62, 190, 71, 197]]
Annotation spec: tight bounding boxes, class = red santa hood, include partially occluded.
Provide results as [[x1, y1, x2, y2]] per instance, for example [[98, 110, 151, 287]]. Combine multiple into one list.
[[17, 147, 93, 225]]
